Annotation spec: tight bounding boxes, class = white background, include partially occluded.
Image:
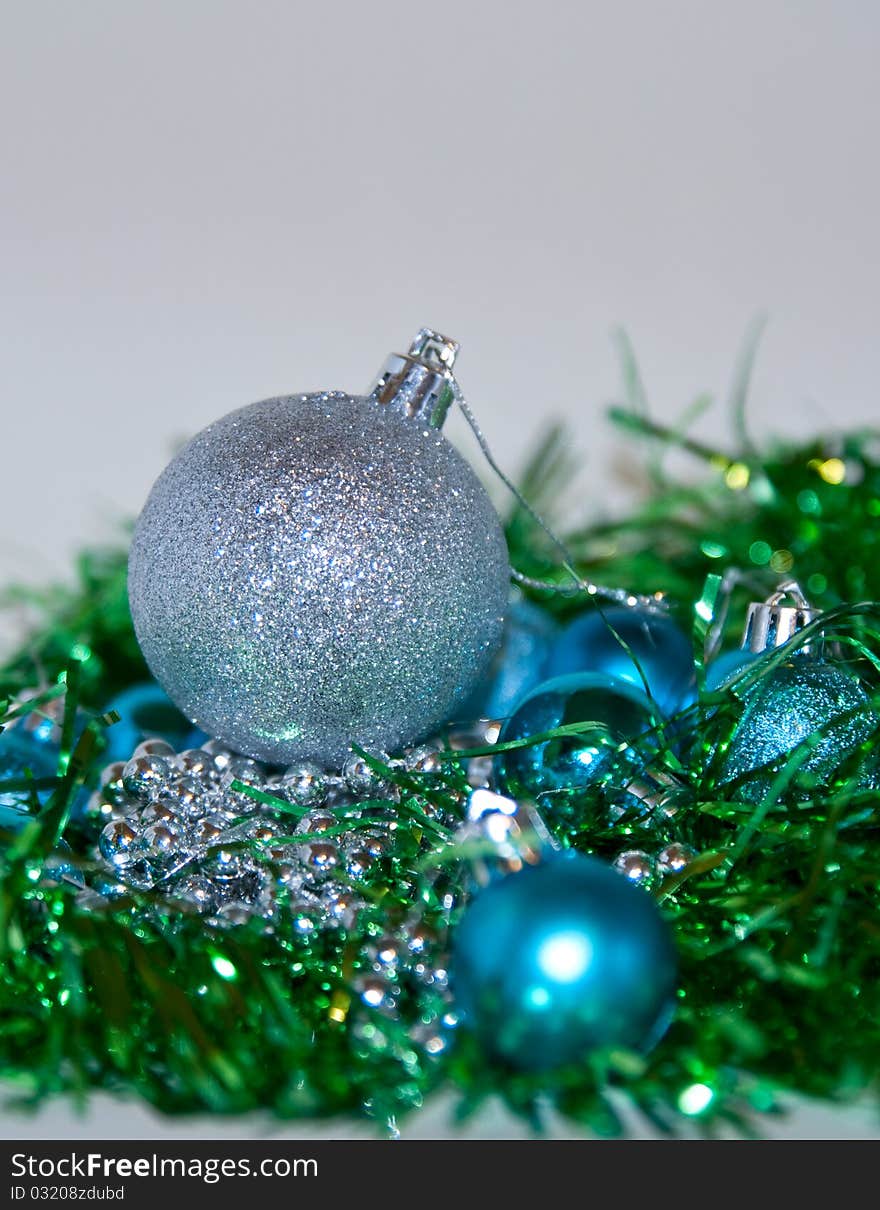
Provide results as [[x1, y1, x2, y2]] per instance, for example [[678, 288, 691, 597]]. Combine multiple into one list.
[[3, 0, 879, 588], [2, 0, 879, 1139]]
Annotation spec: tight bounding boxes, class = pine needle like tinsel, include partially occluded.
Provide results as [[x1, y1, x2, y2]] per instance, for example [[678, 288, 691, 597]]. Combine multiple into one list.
[[3, 393, 880, 1137]]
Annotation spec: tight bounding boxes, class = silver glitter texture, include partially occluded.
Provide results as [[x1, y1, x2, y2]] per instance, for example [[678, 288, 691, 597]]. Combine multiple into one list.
[[128, 390, 509, 766]]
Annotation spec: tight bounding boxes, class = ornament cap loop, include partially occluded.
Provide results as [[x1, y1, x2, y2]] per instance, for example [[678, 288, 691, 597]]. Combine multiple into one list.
[[742, 579, 818, 654], [369, 328, 460, 428], [407, 328, 460, 372]]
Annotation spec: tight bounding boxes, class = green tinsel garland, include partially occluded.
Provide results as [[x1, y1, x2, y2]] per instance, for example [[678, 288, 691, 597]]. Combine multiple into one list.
[[3, 392, 880, 1137]]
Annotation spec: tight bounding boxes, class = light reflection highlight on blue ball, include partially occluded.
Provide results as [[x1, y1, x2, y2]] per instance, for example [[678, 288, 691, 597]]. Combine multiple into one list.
[[536, 930, 594, 983]]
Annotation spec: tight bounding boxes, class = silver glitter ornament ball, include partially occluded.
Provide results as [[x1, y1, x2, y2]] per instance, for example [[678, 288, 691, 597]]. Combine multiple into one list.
[[128, 330, 510, 766]]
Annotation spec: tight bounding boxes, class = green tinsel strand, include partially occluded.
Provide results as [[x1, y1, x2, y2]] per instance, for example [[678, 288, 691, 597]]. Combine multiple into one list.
[[2, 409, 880, 1136]]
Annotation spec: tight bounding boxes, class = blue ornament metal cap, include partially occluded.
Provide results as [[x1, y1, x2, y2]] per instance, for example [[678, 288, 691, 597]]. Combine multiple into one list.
[[742, 580, 818, 655], [622, 765, 691, 819]]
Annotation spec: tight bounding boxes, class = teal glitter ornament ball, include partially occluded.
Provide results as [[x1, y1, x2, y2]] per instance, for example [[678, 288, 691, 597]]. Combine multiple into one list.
[[547, 606, 696, 718], [452, 851, 677, 1070], [720, 658, 877, 800], [495, 672, 661, 802], [704, 647, 759, 691]]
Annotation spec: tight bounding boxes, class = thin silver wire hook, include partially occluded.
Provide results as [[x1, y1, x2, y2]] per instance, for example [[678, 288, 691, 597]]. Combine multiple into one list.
[[453, 383, 663, 610]]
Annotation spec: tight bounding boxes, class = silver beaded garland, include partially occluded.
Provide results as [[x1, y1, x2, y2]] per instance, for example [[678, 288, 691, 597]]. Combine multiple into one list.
[[89, 741, 339, 929], [353, 914, 455, 1056], [275, 762, 327, 808], [84, 715, 504, 1058], [85, 732, 466, 942], [99, 820, 139, 868], [612, 849, 657, 887], [611, 842, 696, 885], [656, 841, 696, 876], [342, 752, 392, 797]]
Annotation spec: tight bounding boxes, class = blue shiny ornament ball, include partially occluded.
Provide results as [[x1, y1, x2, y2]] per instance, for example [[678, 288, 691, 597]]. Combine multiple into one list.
[[495, 672, 661, 802], [458, 596, 558, 721], [0, 706, 96, 821], [103, 682, 208, 764], [720, 658, 877, 801], [548, 606, 696, 718], [0, 723, 59, 811], [453, 851, 677, 1070]]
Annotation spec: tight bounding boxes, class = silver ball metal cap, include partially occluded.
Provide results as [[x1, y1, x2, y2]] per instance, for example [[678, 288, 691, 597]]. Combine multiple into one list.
[[369, 328, 460, 428], [742, 580, 818, 654]]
